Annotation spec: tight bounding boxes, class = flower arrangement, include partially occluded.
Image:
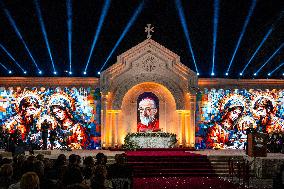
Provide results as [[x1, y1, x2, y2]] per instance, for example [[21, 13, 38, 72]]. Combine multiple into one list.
[[122, 132, 177, 150]]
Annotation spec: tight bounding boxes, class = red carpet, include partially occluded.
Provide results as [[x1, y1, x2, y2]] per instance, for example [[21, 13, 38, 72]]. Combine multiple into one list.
[[133, 177, 246, 189], [126, 150, 202, 156], [126, 150, 216, 177]]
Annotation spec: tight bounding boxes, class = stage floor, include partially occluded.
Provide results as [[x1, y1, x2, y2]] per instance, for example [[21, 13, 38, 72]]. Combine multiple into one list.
[[1, 148, 284, 159]]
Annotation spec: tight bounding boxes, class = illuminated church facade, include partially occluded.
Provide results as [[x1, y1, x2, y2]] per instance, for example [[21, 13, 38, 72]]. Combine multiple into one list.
[[1, 38, 284, 149]]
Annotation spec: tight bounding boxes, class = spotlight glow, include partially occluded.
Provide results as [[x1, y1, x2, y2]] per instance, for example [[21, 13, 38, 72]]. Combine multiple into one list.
[[253, 73, 257, 76], [211, 0, 219, 76], [225, 73, 228, 76], [197, 72, 200, 76], [34, 0, 56, 73], [97, 71, 101, 75], [211, 72, 215, 76], [0, 43, 25, 71], [254, 43, 284, 75], [2, 3, 41, 72], [99, 1, 144, 72], [66, 0, 72, 73], [8, 70, 12, 74], [38, 70, 42, 74], [269, 62, 284, 76], [23, 71, 27, 74], [239, 73, 243, 76], [241, 28, 273, 74], [226, 0, 257, 74], [83, 71, 87, 75], [268, 73, 271, 76], [53, 71, 57, 75], [175, 0, 199, 73], [84, 0, 111, 73], [69, 71, 72, 75]]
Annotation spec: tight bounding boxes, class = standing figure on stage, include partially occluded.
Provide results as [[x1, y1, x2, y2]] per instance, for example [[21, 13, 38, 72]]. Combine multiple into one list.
[[48, 93, 87, 149], [41, 119, 50, 150], [137, 93, 160, 132], [49, 127, 57, 150]]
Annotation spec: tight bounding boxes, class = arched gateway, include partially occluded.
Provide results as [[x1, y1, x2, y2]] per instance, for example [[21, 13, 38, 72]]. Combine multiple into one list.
[[100, 38, 198, 147]]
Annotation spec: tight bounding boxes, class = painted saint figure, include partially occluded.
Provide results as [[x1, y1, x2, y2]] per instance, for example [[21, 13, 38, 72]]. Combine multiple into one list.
[[206, 101, 244, 149], [253, 97, 284, 133], [137, 94, 160, 132], [4, 94, 41, 141], [49, 93, 87, 149]]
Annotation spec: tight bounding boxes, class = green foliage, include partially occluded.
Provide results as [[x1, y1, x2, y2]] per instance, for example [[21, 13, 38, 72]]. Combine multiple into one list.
[[122, 132, 178, 150]]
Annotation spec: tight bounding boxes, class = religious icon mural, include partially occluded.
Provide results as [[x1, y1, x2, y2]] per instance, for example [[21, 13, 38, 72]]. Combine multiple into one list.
[[196, 89, 284, 149], [0, 86, 101, 150], [137, 92, 160, 132]]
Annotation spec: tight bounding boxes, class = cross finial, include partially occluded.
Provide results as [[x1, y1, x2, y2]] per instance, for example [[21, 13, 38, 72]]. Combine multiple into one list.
[[145, 24, 154, 39]]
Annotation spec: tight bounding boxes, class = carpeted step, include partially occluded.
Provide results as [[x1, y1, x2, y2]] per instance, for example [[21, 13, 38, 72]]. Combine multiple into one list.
[[126, 151, 222, 177], [133, 172, 218, 177], [133, 168, 216, 173], [133, 176, 243, 189], [127, 157, 210, 162]]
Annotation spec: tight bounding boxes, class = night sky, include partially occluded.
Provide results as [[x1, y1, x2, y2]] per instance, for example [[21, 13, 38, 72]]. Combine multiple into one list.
[[0, 0, 283, 78]]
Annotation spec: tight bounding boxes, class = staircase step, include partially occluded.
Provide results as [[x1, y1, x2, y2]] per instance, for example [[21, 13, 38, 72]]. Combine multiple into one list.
[[126, 151, 245, 178], [133, 172, 218, 177]]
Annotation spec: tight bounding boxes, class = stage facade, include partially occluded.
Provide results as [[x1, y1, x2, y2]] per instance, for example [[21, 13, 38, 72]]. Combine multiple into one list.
[[1, 38, 284, 150]]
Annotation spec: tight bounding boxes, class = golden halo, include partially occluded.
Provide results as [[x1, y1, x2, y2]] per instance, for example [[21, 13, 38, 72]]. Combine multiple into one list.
[[15, 90, 43, 114], [219, 94, 246, 112], [48, 92, 74, 110]]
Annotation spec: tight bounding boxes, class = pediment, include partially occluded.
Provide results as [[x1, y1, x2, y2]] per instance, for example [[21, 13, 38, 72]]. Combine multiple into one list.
[[117, 39, 180, 66], [100, 38, 198, 109], [101, 39, 197, 88]]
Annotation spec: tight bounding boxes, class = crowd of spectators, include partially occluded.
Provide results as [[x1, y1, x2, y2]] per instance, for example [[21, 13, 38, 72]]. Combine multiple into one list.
[[0, 152, 132, 189]]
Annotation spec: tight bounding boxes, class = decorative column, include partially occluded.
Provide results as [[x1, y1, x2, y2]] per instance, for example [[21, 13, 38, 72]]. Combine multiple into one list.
[[101, 94, 108, 148], [113, 110, 120, 146], [177, 110, 183, 146], [109, 111, 113, 146], [185, 112, 190, 147], [189, 94, 196, 147], [115, 112, 118, 145]]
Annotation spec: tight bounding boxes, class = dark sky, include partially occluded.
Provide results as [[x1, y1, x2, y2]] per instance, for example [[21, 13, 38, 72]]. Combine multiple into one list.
[[0, 0, 283, 78]]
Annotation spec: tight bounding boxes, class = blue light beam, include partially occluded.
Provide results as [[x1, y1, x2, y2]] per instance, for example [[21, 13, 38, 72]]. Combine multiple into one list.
[[99, 1, 144, 72], [0, 62, 12, 73], [254, 42, 284, 75], [175, 0, 199, 74], [66, 0, 72, 73], [0, 43, 25, 72], [84, 0, 111, 73], [1, 3, 41, 72], [226, 0, 257, 74], [34, 0, 56, 73], [240, 28, 273, 75], [211, 0, 219, 75], [269, 62, 284, 76]]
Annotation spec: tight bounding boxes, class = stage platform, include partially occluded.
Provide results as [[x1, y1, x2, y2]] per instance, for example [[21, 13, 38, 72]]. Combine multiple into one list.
[[1, 148, 283, 159]]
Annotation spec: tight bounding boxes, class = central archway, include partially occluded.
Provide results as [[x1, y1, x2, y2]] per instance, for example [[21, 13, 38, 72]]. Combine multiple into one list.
[[119, 82, 178, 143]]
